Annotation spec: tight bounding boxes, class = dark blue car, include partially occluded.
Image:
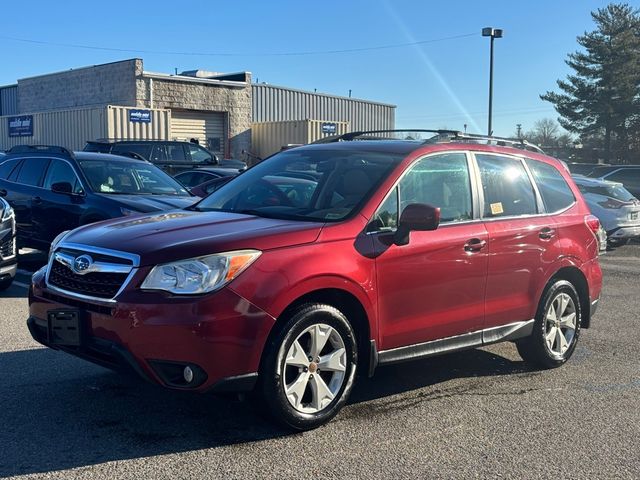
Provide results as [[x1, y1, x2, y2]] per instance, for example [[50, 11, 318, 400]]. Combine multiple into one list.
[[0, 145, 196, 250]]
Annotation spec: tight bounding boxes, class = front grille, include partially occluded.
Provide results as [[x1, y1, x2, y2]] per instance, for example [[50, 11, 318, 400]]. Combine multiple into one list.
[[49, 261, 128, 299], [57, 247, 133, 266], [0, 238, 14, 259]]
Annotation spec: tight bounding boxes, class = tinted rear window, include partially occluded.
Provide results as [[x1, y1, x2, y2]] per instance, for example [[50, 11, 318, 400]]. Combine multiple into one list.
[[526, 159, 575, 213], [112, 144, 152, 159]]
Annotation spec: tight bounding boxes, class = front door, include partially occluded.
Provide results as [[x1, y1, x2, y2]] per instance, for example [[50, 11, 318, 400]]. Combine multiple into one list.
[[372, 152, 488, 350], [34, 159, 86, 246]]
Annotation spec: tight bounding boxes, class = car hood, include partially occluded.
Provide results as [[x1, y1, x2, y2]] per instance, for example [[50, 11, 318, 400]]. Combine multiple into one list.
[[63, 210, 324, 266], [95, 193, 197, 212]]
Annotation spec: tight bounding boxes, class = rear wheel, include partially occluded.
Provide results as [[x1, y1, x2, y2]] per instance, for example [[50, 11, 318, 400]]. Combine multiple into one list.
[[259, 303, 357, 431], [607, 238, 629, 248], [517, 280, 581, 368], [0, 276, 14, 291]]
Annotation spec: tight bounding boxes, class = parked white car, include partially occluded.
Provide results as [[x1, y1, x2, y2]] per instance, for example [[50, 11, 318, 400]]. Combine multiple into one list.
[[573, 175, 640, 247]]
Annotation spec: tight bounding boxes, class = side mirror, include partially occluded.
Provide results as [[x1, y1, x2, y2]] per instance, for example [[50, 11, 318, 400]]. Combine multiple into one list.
[[394, 203, 440, 246], [51, 182, 73, 195], [207, 154, 219, 165]]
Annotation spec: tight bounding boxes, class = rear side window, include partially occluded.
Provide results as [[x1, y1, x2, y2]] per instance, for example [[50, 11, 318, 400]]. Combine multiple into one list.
[[112, 144, 152, 159], [150, 145, 168, 162], [0, 159, 20, 180], [16, 158, 50, 187], [476, 154, 537, 217], [526, 159, 575, 213]]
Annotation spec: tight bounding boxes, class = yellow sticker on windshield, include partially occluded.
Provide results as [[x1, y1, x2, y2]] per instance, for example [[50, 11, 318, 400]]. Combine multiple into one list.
[[490, 202, 504, 215]]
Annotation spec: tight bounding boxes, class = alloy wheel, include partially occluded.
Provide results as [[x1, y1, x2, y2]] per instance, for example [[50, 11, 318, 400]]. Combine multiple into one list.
[[281, 323, 347, 414], [544, 292, 577, 356]]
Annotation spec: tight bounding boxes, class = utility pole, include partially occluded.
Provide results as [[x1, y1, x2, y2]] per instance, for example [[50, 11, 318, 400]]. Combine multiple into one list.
[[516, 124, 522, 139], [482, 27, 503, 136]]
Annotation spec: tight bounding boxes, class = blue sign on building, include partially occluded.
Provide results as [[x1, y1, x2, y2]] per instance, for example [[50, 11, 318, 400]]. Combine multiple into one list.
[[128, 109, 152, 123], [8, 115, 34, 137], [321, 122, 337, 135]]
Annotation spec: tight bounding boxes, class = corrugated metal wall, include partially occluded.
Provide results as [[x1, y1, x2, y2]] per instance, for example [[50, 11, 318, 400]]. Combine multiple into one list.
[[106, 106, 170, 141], [252, 84, 395, 132], [0, 106, 170, 151], [0, 86, 18, 116], [251, 120, 349, 159]]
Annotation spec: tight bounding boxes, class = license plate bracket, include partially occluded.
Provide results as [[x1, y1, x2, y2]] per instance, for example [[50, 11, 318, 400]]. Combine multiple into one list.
[[47, 309, 83, 346]]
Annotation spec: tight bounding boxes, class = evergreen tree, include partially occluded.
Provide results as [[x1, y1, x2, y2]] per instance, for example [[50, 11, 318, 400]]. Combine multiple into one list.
[[541, 3, 640, 163]]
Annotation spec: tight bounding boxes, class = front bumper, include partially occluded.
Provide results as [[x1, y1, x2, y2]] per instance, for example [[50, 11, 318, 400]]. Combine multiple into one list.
[[28, 268, 275, 392]]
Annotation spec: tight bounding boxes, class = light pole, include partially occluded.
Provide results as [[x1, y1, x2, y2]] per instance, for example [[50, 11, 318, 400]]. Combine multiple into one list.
[[482, 27, 503, 136]]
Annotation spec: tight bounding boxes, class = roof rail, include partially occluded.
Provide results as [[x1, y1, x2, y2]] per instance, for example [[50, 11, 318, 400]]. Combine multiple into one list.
[[312, 129, 461, 144], [430, 132, 545, 154], [7, 144, 75, 158]]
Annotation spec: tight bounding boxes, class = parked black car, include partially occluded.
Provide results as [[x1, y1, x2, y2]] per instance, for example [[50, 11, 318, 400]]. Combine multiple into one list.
[[174, 167, 241, 189], [0, 196, 17, 290], [84, 140, 247, 175], [0, 145, 196, 250]]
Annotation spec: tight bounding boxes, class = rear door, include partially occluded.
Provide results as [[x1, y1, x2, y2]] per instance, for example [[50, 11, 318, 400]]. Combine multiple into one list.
[[7, 157, 51, 246], [373, 152, 488, 349], [475, 153, 564, 331]]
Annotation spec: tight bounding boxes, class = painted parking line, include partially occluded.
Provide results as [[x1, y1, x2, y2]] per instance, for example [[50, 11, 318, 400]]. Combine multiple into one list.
[[10, 280, 30, 289]]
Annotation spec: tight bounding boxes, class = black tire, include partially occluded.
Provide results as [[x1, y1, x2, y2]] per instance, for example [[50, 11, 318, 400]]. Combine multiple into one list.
[[0, 276, 14, 291], [517, 280, 582, 368], [258, 303, 358, 431], [607, 238, 629, 248]]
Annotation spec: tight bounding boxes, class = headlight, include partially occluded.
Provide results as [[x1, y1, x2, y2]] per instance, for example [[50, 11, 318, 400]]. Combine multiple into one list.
[[49, 230, 71, 260], [0, 199, 13, 221], [141, 250, 261, 295]]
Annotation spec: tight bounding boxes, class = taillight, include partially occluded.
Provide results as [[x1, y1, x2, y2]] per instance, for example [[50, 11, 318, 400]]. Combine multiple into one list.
[[585, 214, 601, 235]]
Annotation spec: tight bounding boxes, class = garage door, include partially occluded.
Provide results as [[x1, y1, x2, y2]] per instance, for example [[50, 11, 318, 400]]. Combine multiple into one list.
[[171, 110, 226, 158]]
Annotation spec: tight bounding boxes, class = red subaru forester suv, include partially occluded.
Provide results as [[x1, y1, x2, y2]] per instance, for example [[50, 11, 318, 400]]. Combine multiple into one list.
[[28, 132, 603, 430]]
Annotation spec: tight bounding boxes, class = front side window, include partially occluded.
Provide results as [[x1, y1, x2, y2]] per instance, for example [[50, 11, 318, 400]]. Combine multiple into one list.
[[194, 148, 404, 222], [369, 152, 473, 231], [188, 144, 213, 164], [16, 158, 50, 187], [526, 159, 575, 213], [43, 159, 83, 193], [476, 154, 537, 218], [79, 159, 189, 196]]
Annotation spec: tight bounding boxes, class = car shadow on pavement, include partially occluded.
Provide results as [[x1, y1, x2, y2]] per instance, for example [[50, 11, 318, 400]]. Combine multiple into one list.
[[0, 346, 533, 477]]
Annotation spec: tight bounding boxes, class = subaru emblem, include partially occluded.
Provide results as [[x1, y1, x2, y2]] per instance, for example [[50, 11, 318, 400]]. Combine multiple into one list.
[[73, 254, 93, 274]]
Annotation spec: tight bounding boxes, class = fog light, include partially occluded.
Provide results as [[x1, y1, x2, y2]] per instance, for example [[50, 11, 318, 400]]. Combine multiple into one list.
[[183, 366, 194, 383]]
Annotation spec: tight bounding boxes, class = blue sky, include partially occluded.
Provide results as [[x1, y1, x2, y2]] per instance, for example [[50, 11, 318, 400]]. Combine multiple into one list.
[[0, 0, 618, 137]]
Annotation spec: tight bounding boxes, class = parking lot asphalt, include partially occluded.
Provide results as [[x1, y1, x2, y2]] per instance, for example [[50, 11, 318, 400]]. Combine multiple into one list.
[[1, 245, 639, 479]]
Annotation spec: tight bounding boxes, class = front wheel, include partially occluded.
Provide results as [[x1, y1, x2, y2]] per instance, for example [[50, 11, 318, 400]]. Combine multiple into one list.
[[517, 280, 581, 368], [259, 303, 358, 431]]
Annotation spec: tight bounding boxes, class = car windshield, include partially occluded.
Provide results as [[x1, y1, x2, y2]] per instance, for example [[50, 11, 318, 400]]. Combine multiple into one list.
[[79, 159, 189, 196], [577, 182, 635, 202], [193, 148, 404, 221]]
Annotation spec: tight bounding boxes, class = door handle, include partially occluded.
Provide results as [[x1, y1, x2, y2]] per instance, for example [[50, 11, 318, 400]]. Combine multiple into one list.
[[0, 189, 6, 197], [32, 196, 42, 204], [464, 238, 487, 252], [539, 227, 556, 240]]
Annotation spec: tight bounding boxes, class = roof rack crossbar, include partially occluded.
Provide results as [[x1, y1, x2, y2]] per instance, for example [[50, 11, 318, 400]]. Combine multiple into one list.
[[7, 144, 75, 158]]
